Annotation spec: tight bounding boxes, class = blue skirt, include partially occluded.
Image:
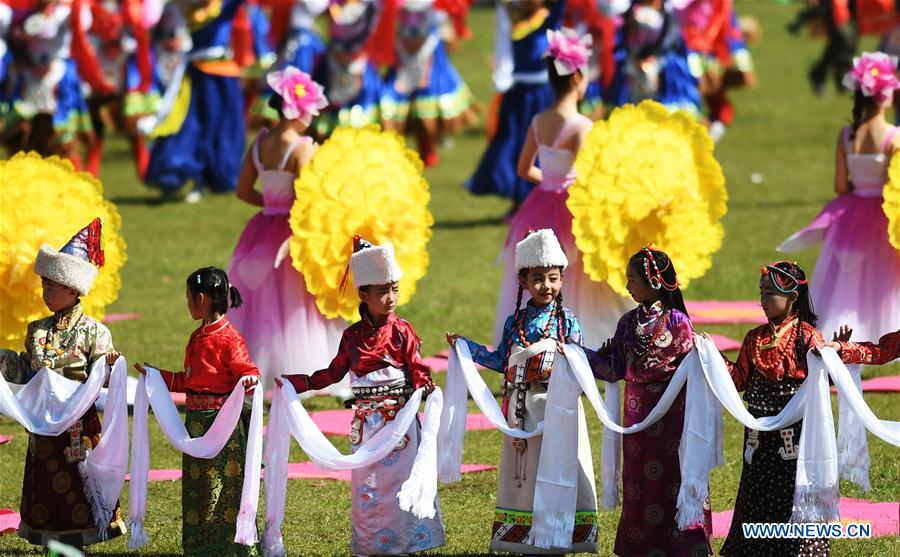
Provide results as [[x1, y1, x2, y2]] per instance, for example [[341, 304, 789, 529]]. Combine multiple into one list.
[[380, 41, 473, 122], [606, 52, 701, 115], [465, 81, 553, 203], [145, 64, 245, 193]]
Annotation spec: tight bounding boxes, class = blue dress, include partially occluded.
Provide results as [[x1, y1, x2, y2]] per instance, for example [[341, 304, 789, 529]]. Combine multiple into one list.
[[380, 24, 473, 124], [605, 7, 700, 115], [312, 53, 382, 137], [466, 1, 565, 203], [145, 0, 246, 193]]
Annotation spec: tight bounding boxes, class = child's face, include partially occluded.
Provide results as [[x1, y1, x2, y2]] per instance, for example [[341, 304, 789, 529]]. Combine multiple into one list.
[[185, 287, 211, 321], [41, 277, 78, 313], [519, 266, 562, 306], [625, 261, 659, 304], [359, 282, 400, 319], [759, 275, 798, 322]]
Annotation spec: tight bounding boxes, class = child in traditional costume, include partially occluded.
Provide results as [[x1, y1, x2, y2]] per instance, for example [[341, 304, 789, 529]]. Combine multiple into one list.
[[2, 0, 96, 166], [0, 219, 126, 551], [586, 246, 712, 557], [144, 0, 247, 202], [379, 0, 476, 167], [312, 0, 383, 138], [466, 0, 565, 215], [229, 65, 345, 395], [779, 51, 900, 359], [447, 228, 599, 555], [280, 237, 445, 556], [251, 0, 329, 124], [134, 266, 259, 557], [714, 261, 828, 557], [495, 27, 630, 351], [606, 0, 701, 115]]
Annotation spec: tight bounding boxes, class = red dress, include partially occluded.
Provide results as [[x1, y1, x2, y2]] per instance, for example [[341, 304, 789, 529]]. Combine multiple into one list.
[[159, 317, 260, 410], [839, 330, 900, 365]]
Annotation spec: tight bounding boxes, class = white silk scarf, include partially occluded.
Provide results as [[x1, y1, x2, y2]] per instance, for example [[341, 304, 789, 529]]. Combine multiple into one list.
[[261, 381, 443, 557], [0, 357, 129, 539], [128, 367, 263, 549]]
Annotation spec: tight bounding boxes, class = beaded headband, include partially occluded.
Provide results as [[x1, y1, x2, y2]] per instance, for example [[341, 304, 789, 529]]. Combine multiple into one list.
[[760, 261, 808, 294], [641, 244, 680, 292]]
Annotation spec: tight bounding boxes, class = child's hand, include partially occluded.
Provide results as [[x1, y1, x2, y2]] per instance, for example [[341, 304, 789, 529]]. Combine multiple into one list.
[[598, 338, 613, 354], [105, 351, 121, 366], [420, 380, 436, 396], [833, 324, 853, 343], [274, 377, 283, 389], [556, 341, 566, 354], [134, 362, 148, 376], [242, 376, 258, 395], [446, 332, 460, 346], [696, 331, 714, 343]]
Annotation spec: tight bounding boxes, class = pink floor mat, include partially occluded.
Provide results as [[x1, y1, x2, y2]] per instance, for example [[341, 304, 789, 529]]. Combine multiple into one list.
[[102, 312, 141, 324], [125, 463, 496, 483], [686, 300, 766, 325], [712, 497, 900, 538], [830, 375, 900, 394], [0, 509, 20, 535], [310, 409, 496, 436]]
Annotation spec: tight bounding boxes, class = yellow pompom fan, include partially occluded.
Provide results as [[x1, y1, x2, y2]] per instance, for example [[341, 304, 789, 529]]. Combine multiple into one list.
[[885, 154, 900, 251], [0, 153, 127, 349], [567, 100, 727, 297], [288, 126, 433, 321]]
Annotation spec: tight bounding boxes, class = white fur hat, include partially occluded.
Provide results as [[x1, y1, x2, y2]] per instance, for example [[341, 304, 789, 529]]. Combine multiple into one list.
[[515, 229, 568, 272], [34, 219, 104, 296], [351, 237, 404, 288]]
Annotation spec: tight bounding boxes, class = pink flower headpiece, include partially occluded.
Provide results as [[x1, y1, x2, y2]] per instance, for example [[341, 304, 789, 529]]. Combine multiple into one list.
[[545, 28, 593, 76], [266, 66, 328, 124], [842, 51, 900, 105]]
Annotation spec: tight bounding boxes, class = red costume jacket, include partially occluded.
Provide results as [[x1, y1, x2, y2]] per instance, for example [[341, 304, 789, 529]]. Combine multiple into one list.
[[287, 306, 433, 393], [839, 330, 900, 366], [159, 317, 259, 404], [726, 317, 825, 391]]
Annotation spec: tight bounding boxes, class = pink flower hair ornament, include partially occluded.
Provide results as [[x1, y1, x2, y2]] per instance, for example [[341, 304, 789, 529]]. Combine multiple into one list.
[[842, 51, 900, 105], [545, 28, 593, 77], [266, 66, 329, 124]]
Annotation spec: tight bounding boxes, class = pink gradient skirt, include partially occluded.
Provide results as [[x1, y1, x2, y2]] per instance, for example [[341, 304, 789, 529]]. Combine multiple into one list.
[[493, 187, 632, 348], [228, 212, 347, 393], [780, 193, 900, 340]]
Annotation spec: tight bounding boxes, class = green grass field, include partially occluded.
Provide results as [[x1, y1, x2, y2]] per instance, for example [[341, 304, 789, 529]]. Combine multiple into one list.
[[1, 2, 899, 555]]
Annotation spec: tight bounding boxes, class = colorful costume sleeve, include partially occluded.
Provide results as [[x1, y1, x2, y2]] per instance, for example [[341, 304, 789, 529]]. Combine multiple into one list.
[[226, 334, 261, 379], [565, 310, 583, 345], [70, 0, 115, 95], [400, 321, 434, 389], [547, 0, 566, 29], [722, 332, 754, 392], [159, 370, 186, 392], [839, 331, 900, 366], [462, 315, 513, 373], [290, 330, 353, 393], [586, 315, 627, 382], [85, 322, 114, 370], [0, 349, 30, 384], [221, 0, 247, 22]]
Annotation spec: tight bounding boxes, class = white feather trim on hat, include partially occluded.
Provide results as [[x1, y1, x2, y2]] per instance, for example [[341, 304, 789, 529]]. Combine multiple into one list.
[[34, 244, 99, 295], [515, 229, 568, 271], [351, 243, 404, 288]]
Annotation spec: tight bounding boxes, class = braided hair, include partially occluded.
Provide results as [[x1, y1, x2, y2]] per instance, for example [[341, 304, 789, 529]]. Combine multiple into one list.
[[629, 247, 689, 317], [186, 267, 243, 316]]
